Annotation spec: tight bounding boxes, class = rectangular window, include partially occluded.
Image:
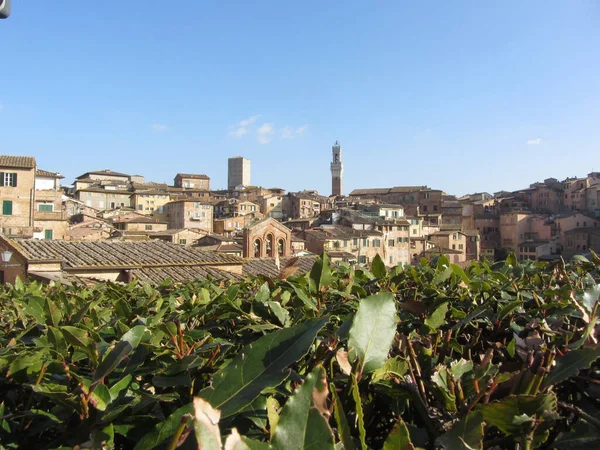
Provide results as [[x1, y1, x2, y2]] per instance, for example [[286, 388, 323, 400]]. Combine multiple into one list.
[[2, 200, 12, 216], [44, 229, 53, 240], [179, 239, 187, 245], [373, 239, 381, 247], [353, 238, 358, 246], [344, 240, 348, 248], [0, 172, 17, 187], [459, 244, 464, 250], [359, 255, 367, 264], [38, 204, 54, 212], [362, 238, 368, 247], [145, 225, 152, 230], [138, 204, 143, 210], [388, 239, 395, 247], [452, 244, 456, 250]]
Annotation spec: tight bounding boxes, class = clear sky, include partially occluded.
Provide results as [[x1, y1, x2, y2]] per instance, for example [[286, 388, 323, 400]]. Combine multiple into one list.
[[1, 1, 598, 196]]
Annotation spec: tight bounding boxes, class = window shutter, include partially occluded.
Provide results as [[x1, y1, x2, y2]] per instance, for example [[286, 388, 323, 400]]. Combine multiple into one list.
[[12, 173, 17, 187], [0, 172, 4, 186], [3, 200, 12, 215]]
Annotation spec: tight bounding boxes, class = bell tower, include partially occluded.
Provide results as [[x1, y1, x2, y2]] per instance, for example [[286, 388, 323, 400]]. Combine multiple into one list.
[[330, 140, 343, 196]]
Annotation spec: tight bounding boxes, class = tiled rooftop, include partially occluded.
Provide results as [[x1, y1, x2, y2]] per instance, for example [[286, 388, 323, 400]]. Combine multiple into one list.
[[304, 226, 382, 241], [36, 169, 63, 178], [8, 239, 244, 268], [0, 155, 36, 169], [176, 173, 210, 180]]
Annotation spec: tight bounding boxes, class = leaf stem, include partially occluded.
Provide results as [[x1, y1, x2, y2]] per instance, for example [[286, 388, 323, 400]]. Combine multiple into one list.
[[166, 414, 190, 450]]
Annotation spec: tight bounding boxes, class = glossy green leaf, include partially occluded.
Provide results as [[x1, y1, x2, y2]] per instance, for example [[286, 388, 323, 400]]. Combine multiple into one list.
[[60, 325, 94, 349], [371, 253, 386, 279], [435, 411, 484, 450], [543, 346, 600, 388], [92, 325, 147, 389], [348, 292, 397, 374], [272, 365, 335, 450], [47, 326, 68, 357], [309, 252, 331, 293], [331, 383, 356, 450], [267, 397, 280, 440], [479, 393, 557, 436], [199, 317, 329, 418], [351, 374, 367, 450], [134, 403, 193, 450], [432, 265, 453, 285], [383, 416, 415, 450], [424, 302, 449, 331]]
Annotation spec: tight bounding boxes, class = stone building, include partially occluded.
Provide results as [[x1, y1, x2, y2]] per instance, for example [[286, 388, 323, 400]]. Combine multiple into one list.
[[0, 155, 68, 240], [242, 217, 292, 259], [174, 173, 211, 190], [33, 169, 68, 240], [0, 155, 36, 238], [163, 200, 214, 233]]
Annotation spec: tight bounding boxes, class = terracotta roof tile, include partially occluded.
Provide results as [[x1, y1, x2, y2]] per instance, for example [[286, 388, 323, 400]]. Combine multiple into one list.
[[8, 239, 244, 268], [176, 173, 210, 180], [36, 169, 64, 178], [0, 155, 36, 169]]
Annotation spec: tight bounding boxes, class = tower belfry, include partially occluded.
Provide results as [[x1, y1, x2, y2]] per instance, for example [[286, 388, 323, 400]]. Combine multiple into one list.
[[330, 140, 343, 196]]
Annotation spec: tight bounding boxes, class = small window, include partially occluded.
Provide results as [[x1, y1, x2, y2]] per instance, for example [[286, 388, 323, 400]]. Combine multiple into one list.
[[2, 200, 13, 216], [179, 239, 187, 245], [459, 244, 464, 250], [0, 172, 17, 187], [38, 204, 54, 212], [145, 225, 152, 230], [44, 229, 53, 240]]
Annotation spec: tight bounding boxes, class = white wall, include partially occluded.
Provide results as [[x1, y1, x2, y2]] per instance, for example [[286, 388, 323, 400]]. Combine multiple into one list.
[[35, 177, 56, 190]]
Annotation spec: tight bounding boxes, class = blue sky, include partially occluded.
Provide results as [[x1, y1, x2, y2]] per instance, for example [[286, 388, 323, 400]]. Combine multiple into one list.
[[1, 1, 598, 196]]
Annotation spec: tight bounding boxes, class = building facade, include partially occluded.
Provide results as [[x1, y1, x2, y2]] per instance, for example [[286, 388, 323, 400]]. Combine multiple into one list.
[[174, 173, 210, 190]]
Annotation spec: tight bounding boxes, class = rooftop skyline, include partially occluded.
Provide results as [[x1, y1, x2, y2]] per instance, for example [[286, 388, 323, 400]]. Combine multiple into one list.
[[1, 1, 598, 195]]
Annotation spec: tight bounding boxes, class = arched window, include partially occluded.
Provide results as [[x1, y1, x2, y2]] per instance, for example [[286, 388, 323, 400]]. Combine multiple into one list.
[[253, 239, 261, 258], [266, 234, 274, 257], [277, 238, 285, 256]]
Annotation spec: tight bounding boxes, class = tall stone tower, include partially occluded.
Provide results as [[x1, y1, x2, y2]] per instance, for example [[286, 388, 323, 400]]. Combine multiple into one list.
[[330, 140, 343, 197], [228, 156, 251, 190]]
